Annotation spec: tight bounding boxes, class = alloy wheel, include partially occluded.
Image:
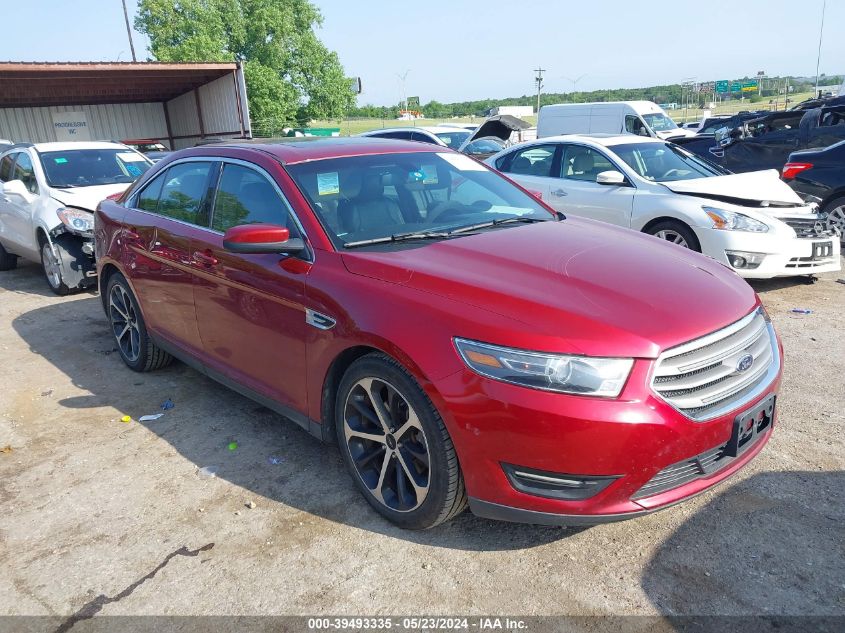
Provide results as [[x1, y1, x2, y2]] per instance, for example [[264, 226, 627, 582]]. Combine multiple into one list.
[[654, 229, 689, 248], [109, 284, 141, 363], [826, 205, 845, 238], [343, 377, 431, 512], [41, 243, 62, 289]]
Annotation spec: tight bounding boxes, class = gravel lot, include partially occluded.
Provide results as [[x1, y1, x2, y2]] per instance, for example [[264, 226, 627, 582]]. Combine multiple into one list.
[[0, 258, 843, 626]]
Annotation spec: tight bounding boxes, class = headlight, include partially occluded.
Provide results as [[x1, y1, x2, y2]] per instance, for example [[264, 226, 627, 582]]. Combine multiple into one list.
[[57, 208, 94, 234], [454, 338, 634, 398], [704, 206, 769, 232]]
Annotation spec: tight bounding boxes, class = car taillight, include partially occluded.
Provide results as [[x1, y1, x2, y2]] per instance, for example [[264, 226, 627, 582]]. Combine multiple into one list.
[[782, 162, 813, 180]]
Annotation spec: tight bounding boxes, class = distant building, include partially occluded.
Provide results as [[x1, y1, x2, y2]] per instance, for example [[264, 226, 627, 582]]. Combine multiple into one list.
[[487, 105, 534, 118]]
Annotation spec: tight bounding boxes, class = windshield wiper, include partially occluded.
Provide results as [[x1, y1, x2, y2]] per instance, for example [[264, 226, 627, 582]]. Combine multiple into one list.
[[343, 216, 557, 249], [344, 230, 459, 248], [446, 215, 556, 235]]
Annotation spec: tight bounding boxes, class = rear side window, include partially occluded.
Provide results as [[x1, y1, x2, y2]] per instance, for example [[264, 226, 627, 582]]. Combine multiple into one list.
[[0, 153, 16, 182], [501, 145, 556, 177], [211, 163, 300, 236], [13, 152, 38, 194], [156, 162, 214, 225], [370, 131, 411, 140]]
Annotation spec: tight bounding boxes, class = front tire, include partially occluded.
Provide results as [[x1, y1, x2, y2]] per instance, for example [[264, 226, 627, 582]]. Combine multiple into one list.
[[40, 235, 92, 295], [335, 354, 466, 529], [822, 196, 845, 243], [106, 273, 173, 372], [645, 220, 701, 252]]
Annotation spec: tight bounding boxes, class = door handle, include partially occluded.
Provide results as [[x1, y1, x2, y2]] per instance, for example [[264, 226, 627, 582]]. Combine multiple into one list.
[[551, 188, 568, 197], [192, 250, 219, 267], [0, 195, 9, 203]]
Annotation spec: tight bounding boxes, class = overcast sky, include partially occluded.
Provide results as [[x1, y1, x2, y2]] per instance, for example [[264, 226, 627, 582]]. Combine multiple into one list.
[[0, 0, 841, 106]]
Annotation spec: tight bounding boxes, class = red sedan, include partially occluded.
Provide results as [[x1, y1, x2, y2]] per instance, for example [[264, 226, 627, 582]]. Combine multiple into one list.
[[94, 138, 782, 529]]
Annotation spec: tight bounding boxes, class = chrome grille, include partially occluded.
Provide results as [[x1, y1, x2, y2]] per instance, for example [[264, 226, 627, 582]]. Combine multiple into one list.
[[780, 215, 822, 238], [651, 309, 777, 421]]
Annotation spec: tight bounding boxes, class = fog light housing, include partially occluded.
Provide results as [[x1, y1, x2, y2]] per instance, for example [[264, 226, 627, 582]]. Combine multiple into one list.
[[726, 250, 765, 270], [502, 463, 618, 501]]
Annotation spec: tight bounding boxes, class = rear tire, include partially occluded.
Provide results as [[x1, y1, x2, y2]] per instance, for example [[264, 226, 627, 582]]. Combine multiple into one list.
[[645, 220, 701, 252], [0, 242, 17, 271], [335, 353, 466, 529], [106, 273, 173, 372]]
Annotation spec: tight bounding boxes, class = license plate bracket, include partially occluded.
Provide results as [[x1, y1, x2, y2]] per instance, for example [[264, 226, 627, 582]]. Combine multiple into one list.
[[812, 241, 832, 259], [725, 394, 776, 458]]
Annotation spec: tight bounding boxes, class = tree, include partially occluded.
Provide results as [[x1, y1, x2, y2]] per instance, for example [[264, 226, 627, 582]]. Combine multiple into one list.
[[135, 0, 356, 127]]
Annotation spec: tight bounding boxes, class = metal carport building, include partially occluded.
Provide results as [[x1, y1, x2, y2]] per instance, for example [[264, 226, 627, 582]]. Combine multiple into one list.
[[0, 61, 251, 149]]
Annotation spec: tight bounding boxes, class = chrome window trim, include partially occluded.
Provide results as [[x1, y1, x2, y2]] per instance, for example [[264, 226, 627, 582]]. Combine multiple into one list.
[[127, 155, 314, 263]]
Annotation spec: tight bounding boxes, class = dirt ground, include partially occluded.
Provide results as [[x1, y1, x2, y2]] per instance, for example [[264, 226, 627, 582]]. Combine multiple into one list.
[[0, 258, 843, 626]]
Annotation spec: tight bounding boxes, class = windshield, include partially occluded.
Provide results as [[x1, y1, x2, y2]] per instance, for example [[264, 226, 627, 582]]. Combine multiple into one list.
[[434, 131, 471, 149], [39, 149, 152, 188], [286, 151, 554, 248], [612, 142, 722, 182], [642, 113, 679, 132]]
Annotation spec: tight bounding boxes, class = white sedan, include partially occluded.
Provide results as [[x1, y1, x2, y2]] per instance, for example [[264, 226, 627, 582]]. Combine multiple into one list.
[[485, 134, 840, 279]]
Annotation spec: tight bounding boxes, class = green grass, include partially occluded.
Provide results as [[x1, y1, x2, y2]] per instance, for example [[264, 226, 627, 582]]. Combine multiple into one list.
[[307, 91, 815, 136]]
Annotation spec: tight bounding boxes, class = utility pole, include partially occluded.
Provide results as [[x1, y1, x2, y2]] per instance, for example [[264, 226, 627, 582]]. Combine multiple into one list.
[[396, 70, 410, 117], [121, 0, 137, 62], [534, 67, 545, 115], [814, 0, 826, 96]]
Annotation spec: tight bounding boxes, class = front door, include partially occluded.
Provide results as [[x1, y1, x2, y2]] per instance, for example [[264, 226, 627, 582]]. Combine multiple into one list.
[[552, 144, 636, 227], [121, 159, 217, 354], [191, 160, 311, 413], [0, 152, 39, 254]]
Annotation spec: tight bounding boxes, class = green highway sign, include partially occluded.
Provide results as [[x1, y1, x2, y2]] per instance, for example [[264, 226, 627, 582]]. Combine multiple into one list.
[[715, 80, 729, 93]]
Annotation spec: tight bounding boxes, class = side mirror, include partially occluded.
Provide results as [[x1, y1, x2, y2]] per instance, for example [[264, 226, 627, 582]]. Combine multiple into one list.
[[596, 170, 626, 186], [222, 223, 305, 255], [2, 179, 29, 198]]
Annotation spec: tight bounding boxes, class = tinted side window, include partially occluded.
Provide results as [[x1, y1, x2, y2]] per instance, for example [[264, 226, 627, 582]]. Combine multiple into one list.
[[625, 115, 646, 135], [13, 153, 38, 194], [561, 146, 615, 182], [211, 163, 300, 237], [156, 162, 214, 225], [501, 145, 556, 177], [370, 131, 411, 140], [0, 153, 16, 182], [410, 132, 436, 144], [137, 171, 166, 212]]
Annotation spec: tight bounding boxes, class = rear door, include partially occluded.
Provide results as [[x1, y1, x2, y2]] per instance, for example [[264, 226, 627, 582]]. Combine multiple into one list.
[[494, 143, 560, 199], [190, 158, 310, 413], [121, 159, 217, 354], [553, 144, 635, 226]]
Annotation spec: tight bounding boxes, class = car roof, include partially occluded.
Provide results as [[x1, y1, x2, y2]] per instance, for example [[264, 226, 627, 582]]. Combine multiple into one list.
[[185, 137, 448, 165], [529, 134, 665, 148], [362, 126, 466, 135], [30, 141, 132, 152]]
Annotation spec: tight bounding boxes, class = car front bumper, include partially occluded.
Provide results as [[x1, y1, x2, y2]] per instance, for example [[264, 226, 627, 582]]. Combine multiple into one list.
[[696, 226, 841, 278], [431, 341, 782, 525]]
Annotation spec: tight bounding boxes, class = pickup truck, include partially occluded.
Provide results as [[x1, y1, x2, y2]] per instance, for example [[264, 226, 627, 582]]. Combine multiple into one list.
[[673, 104, 845, 174]]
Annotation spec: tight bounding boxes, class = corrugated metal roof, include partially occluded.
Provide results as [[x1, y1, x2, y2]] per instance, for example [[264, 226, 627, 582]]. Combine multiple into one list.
[[0, 62, 238, 107]]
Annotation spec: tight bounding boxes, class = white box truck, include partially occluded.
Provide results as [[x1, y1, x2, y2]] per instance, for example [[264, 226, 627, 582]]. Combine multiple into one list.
[[537, 101, 694, 140]]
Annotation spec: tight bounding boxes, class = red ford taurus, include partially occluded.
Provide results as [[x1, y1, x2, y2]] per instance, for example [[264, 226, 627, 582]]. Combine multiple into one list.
[[94, 138, 782, 529]]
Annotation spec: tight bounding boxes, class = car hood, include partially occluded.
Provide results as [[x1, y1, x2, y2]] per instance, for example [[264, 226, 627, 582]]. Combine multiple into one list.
[[660, 170, 804, 206], [657, 128, 695, 140], [341, 219, 757, 359], [460, 114, 531, 150], [49, 183, 131, 212]]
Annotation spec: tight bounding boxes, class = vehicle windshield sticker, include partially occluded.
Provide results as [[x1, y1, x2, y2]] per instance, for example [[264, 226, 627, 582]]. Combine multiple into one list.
[[420, 164, 438, 185], [125, 164, 143, 177], [117, 152, 148, 163], [436, 152, 486, 172], [317, 172, 340, 196], [54, 157, 68, 164]]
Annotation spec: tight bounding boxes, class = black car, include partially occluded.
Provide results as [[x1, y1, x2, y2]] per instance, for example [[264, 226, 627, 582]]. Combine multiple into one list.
[[673, 104, 845, 173], [782, 139, 845, 240]]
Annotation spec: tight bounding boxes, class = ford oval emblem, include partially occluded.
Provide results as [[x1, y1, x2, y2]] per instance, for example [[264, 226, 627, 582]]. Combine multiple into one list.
[[736, 354, 754, 373]]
